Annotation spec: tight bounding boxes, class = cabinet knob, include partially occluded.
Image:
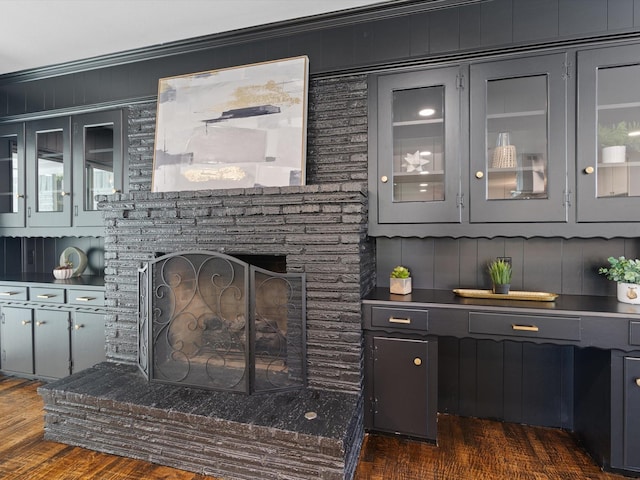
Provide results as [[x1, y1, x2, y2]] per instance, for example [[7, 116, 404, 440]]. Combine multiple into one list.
[[112, 188, 121, 194], [475, 171, 484, 179], [61, 191, 70, 196], [36, 321, 45, 326], [636, 378, 640, 387], [15, 193, 24, 199], [584, 166, 595, 175], [74, 324, 84, 330], [21, 320, 31, 326], [413, 357, 422, 366], [380, 175, 388, 183]]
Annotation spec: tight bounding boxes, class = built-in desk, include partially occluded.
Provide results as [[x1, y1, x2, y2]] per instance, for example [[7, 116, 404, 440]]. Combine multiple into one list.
[[362, 288, 640, 476]]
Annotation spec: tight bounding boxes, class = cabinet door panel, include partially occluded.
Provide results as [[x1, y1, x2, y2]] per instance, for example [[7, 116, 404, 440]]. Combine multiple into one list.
[[1, 307, 34, 375], [34, 309, 70, 379], [372, 336, 436, 439], [72, 110, 123, 227], [0, 123, 25, 229], [577, 44, 640, 222], [624, 356, 640, 469], [470, 53, 568, 223], [372, 66, 463, 224], [72, 312, 106, 373], [26, 117, 72, 227]]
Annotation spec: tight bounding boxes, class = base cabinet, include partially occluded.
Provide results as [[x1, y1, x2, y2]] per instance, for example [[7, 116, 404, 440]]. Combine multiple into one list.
[[621, 356, 640, 471], [71, 311, 106, 374], [1, 306, 34, 375], [34, 309, 71, 379], [0, 280, 106, 380], [364, 333, 437, 440]]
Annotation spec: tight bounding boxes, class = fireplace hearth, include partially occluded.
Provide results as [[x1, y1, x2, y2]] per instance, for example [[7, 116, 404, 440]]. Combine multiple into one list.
[[138, 251, 306, 394]]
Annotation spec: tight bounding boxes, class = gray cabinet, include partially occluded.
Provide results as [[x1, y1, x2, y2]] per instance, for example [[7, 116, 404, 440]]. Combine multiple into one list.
[[0, 280, 106, 380], [72, 110, 124, 227], [369, 65, 464, 225], [369, 43, 640, 238], [71, 311, 106, 373], [365, 334, 437, 440], [1, 306, 34, 375], [369, 52, 569, 236], [1, 109, 124, 235], [622, 356, 640, 470], [34, 309, 71, 379], [469, 53, 568, 224], [0, 123, 25, 228], [577, 44, 640, 223], [25, 117, 72, 228]]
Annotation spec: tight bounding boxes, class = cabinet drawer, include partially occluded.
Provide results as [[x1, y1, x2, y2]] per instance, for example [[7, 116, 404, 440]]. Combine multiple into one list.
[[67, 289, 105, 307], [469, 312, 581, 341], [371, 307, 428, 331], [30, 287, 65, 304], [0, 285, 28, 301]]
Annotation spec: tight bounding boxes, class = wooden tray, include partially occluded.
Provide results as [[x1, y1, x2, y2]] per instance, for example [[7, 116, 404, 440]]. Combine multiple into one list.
[[453, 288, 558, 302]]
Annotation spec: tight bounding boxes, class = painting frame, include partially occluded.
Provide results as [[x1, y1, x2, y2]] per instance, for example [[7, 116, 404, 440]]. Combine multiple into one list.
[[151, 56, 309, 192]]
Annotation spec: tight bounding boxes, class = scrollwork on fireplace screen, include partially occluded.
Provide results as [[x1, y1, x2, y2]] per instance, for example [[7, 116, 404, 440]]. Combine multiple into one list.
[[137, 251, 306, 394]]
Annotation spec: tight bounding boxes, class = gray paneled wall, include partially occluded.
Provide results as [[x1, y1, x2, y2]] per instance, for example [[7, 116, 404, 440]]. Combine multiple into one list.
[[3, 0, 640, 117], [376, 236, 640, 296]]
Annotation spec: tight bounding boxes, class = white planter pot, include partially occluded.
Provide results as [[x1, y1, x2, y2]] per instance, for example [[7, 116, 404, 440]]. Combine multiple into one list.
[[602, 145, 626, 164], [617, 282, 640, 304], [390, 277, 412, 295]]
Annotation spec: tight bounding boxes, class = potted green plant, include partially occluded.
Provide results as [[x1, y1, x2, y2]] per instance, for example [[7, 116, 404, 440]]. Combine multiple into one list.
[[488, 259, 512, 294], [599, 256, 640, 304], [598, 121, 640, 163], [390, 265, 411, 295]]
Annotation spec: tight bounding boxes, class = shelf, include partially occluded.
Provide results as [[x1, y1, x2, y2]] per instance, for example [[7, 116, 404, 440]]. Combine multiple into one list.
[[598, 161, 640, 168], [598, 101, 640, 111], [393, 118, 443, 127], [87, 148, 114, 154], [393, 171, 444, 183], [487, 110, 546, 119]]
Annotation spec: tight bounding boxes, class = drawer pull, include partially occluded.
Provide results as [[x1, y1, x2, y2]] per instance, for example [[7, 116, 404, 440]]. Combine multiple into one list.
[[0, 291, 19, 296], [389, 317, 411, 324], [75, 296, 96, 302], [636, 378, 640, 388], [413, 357, 422, 366], [37, 294, 56, 299], [512, 324, 539, 332]]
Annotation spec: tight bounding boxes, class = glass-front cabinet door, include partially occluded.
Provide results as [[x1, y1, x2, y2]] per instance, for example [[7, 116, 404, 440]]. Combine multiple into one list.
[[72, 110, 123, 227], [371, 66, 463, 225], [577, 44, 640, 223], [469, 53, 568, 223], [0, 123, 25, 228], [26, 117, 72, 228]]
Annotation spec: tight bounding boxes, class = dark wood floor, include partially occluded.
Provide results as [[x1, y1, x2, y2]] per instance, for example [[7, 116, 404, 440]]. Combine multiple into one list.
[[0, 375, 630, 480]]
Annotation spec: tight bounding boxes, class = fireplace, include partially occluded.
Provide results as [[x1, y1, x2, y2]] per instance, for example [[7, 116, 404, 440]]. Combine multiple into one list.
[[137, 251, 306, 394]]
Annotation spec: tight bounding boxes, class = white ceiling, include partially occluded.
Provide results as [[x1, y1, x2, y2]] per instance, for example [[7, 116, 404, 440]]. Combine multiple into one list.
[[0, 0, 393, 76]]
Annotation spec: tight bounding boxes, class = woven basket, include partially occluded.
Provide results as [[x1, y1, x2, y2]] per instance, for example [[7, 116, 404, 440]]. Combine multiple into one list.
[[492, 145, 516, 168]]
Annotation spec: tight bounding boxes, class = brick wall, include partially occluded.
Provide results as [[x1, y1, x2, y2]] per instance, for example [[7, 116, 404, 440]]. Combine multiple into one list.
[[100, 74, 374, 393]]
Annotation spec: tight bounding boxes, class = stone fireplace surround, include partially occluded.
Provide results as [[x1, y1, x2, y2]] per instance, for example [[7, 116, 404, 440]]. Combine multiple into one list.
[[39, 182, 374, 480]]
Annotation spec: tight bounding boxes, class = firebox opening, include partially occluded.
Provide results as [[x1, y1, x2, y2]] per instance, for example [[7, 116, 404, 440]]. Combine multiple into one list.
[[235, 254, 286, 273]]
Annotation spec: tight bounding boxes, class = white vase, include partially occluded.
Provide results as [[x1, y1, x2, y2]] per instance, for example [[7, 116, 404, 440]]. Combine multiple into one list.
[[602, 145, 626, 164], [390, 277, 412, 295], [617, 282, 640, 304]]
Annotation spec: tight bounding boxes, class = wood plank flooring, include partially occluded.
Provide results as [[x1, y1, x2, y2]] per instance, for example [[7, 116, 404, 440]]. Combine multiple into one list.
[[0, 375, 630, 480]]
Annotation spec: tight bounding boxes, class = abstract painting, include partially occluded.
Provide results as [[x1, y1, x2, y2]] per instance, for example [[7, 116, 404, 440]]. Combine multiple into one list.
[[152, 56, 309, 192]]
